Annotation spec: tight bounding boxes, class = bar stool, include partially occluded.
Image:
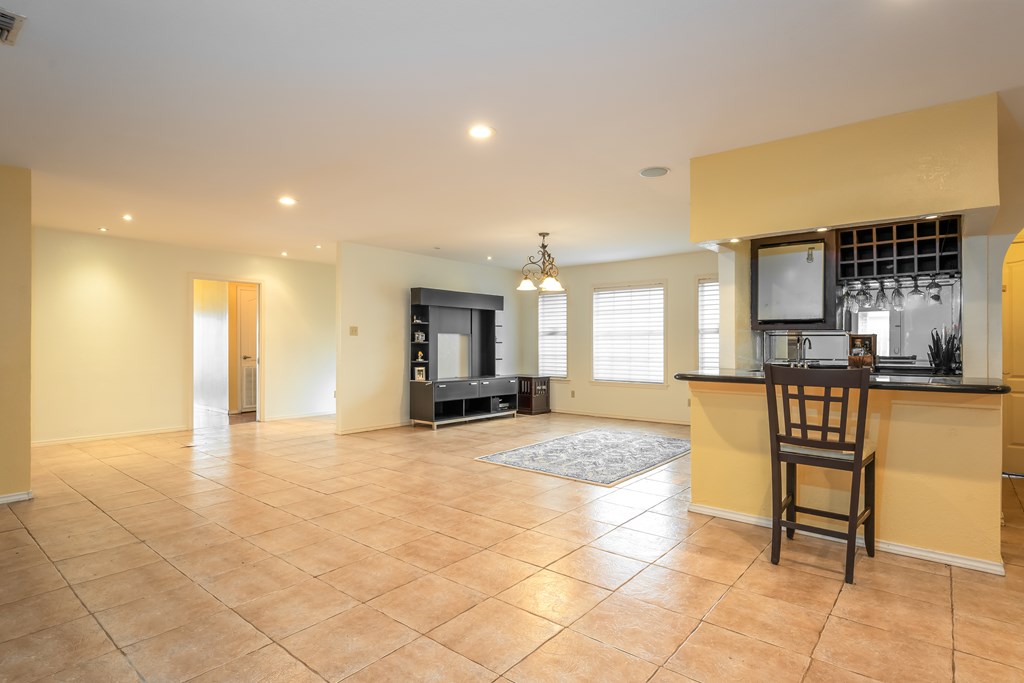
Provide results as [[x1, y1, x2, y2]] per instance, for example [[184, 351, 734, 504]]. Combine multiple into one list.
[[764, 364, 875, 584]]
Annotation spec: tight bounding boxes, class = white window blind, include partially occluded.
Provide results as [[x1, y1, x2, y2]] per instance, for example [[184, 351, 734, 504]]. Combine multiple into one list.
[[592, 285, 664, 383], [538, 292, 567, 378], [698, 279, 720, 373]]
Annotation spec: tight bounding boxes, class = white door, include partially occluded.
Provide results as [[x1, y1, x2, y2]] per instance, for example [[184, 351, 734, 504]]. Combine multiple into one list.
[[238, 284, 259, 413], [1004, 238, 1024, 473]]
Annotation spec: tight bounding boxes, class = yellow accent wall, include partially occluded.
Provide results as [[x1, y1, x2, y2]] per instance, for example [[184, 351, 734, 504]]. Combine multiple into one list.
[[0, 166, 32, 498], [691, 95, 1000, 242], [689, 381, 1004, 570]]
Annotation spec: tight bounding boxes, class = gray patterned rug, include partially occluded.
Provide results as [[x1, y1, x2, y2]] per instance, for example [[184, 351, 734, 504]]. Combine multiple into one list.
[[477, 429, 691, 486]]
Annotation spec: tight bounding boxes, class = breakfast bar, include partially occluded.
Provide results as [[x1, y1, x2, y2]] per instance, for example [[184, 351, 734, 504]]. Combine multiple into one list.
[[675, 369, 1010, 574]]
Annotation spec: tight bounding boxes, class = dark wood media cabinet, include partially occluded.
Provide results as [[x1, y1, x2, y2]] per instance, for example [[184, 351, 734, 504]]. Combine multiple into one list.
[[410, 376, 518, 429]]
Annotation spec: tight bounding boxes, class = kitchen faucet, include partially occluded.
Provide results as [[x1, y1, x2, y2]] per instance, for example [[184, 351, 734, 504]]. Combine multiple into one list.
[[795, 336, 813, 367]]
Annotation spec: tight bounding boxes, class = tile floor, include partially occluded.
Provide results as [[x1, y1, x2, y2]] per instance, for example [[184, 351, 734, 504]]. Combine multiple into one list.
[[2, 413, 1024, 682]]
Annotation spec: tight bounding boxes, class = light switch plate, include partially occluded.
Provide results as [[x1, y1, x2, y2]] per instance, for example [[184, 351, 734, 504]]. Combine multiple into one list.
[[349, 326, 358, 336]]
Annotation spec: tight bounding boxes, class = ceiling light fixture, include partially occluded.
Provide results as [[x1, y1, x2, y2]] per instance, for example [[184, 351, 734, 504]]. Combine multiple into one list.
[[729, 238, 740, 243], [639, 167, 670, 178], [468, 125, 495, 140], [486, 256, 492, 261], [923, 214, 938, 219], [122, 214, 133, 222], [278, 196, 297, 206], [98, 227, 109, 232], [315, 244, 322, 249], [280, 251, 288, 257], [517, 232, 564, 292], [816, 227, 828, 232]]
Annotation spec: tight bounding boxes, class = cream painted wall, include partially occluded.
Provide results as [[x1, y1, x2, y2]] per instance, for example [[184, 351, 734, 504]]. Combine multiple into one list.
[[335, 243, 522, 434], [32, 229, 336, 442], [193, 279, 229, 412], [716, 243, 756, 368], [690, 95, 1000, 243], [517, 250, 718, 425], [0, 166, 32, 498]]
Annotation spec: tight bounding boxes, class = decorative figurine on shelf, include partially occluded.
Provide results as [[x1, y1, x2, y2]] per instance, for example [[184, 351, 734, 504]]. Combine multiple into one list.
[[412, 317, 423, 324], [417, 351, 424, 361], [413, 330, 426, 342]]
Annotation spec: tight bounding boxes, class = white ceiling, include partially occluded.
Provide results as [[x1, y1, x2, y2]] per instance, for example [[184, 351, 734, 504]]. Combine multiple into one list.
[[3, 1, 1024, 268]]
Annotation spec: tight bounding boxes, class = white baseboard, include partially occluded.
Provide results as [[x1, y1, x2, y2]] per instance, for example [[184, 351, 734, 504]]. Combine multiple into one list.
[[336, 421, 407, 435], [262, 411, 335, 422], [689, 503, 1006, 577], [31, 425, 189, 447], [0, 491, 33, 504], [550, 409, 689, 427]]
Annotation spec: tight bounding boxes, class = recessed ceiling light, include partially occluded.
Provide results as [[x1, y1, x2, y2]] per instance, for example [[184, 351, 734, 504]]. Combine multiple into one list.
[[816, 227, 829, 232], [729, 238, 740, 243], [315, 244, 322, 250], [433, 246, 441, 250], [280, 251, 288, 257], [923, 214, 938, 219], [278, 196, 297, 206], [468, 125, 495, 140], [98, 227, 109, 232], [639, 167, 670, 178], [122, 214, 133, 222], [486, 256, 492, 261]]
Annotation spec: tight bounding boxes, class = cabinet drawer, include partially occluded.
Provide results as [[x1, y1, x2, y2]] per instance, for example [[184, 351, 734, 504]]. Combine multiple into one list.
[[480, 377, 517, 397], [435, 380, 479, 401]]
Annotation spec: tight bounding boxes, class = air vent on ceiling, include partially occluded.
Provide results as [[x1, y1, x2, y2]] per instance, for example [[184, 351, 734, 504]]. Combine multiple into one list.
[[0, 8, 26, 46]]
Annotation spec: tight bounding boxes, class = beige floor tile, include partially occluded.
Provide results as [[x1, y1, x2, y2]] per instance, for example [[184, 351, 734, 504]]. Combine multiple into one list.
[[33, 525, 137, 561], [705, 587, 828, 655], [0, 586, 88, 644], [832, 583, 951, 648], [370, 574, 486, 632], [279, 535, 376, 575], [598, 488, 669, 511], [666, 622, 810, 682], [0, 616, 115, 682], [649, 499, 710, 522], [954, 612, 1024, 670], [681, 517, 771, 557], [345, 636, 495, 682], [430, 598, 562, 674], [95, 582, 226, 647], [201, 556, 311, 606], [0, 562, 68, 606], [0, 544, 56, 574], [189, 644, 324, 682], [734, 560, 843, 613], [56, 542, 162, 585], [800, 659, 880, 682], [281, 605, 417, 681], [72, 560, 191, 612], [387, 533, 481, 571], [247, 521, 336, 555], [573, 499, 644, 525], [335, 483, 402, 505], [35, 651, 143, 683], [444, 515, 524, 547], [344, 517, 433, 550], [0, 506, 23, 532], [123, 610, 270, 683], [757, 534, 849, 580], [954, 577, 1024, 626], [813, 616, 952, 682], [320, 551, 425, 601], [490, 530, 581, 567], [497, 569, 610, 626], [169, 538, 270, 581], [572, 593, 698, 665], [438, 550, 540, 595], [311, 505, 392, 533], [507, 628, 657, 683], [589, 527, 678, 563], [532, 513, 615, 544], [618, 565, 727, 619], [655, 541, 756, 585], [145, 523, 240, 558], [0, 528, 35, 552], [364, 493, 437, 517], [953, 651, 1024, 683], [280, 493, 354, 519], [849, 557, 951, 607], [234, 578, 358, 639], [173, 489, 250, 510], [648, 667, 699, 683], [547, 546, 647, 590]]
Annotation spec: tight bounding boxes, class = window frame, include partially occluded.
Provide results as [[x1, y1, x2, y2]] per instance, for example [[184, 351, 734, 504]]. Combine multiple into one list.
[[591, 282, 666, 385]]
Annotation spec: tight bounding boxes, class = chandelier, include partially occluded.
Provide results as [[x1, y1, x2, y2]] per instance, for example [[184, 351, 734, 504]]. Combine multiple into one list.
[[516, 232, 564, 292]]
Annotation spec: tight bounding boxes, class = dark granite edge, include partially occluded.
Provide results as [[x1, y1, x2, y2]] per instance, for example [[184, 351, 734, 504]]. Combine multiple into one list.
[[673, 370, 1009, 395]]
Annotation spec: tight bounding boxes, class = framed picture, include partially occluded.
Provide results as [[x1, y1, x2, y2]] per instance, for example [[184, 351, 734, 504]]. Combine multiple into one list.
[[414, 366, 426, 381], [849, 333, 877, 357]]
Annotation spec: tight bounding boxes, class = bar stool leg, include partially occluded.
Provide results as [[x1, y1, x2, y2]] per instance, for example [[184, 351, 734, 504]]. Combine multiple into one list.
[[770, 458, 782, 565], [785, 462, 797, 540], [845, 467, 862, 584], [864, 460, 876, 557]]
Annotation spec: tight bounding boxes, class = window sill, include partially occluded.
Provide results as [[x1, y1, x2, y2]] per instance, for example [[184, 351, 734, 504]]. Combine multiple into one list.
[[589, 380, 669, 390]]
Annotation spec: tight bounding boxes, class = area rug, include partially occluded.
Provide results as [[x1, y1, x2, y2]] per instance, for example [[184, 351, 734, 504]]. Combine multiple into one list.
[[477, 429, 691, 486]]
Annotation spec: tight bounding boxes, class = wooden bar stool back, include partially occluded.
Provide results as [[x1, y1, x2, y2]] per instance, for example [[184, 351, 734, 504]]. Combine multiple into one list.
[[763, 364, 875, 583]]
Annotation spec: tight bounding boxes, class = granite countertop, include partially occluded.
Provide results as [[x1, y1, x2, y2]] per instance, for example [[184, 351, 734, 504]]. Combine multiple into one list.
[[673, 368, 1009, 394]]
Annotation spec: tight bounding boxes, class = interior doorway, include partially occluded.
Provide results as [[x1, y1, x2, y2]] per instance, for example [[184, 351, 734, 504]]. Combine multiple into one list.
[[1003, 229, 1024, 473], [192, 279, 260, 428]]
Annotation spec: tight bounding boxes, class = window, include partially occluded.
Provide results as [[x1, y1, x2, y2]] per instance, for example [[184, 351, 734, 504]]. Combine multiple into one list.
[[538, 292, 567, 378], [592, 284, 664, 383], [698, 279, 720, 372]]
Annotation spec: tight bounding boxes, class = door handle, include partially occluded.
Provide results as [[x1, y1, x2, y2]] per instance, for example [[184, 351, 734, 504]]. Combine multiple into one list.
[[242, 355, 252, 360]]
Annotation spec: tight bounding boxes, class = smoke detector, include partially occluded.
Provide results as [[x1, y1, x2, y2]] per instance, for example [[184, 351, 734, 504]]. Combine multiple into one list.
[[0, 9, 26, 46]]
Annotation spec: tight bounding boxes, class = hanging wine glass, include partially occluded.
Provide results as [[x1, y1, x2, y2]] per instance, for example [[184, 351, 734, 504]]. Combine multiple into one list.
[[908, 276, 925, 302], [874, 280, 890, 311], [855, 281, 872, 309], [926, 277, 942, 305], [842, 285, 856, 313], [891, 279, 906, 312]]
